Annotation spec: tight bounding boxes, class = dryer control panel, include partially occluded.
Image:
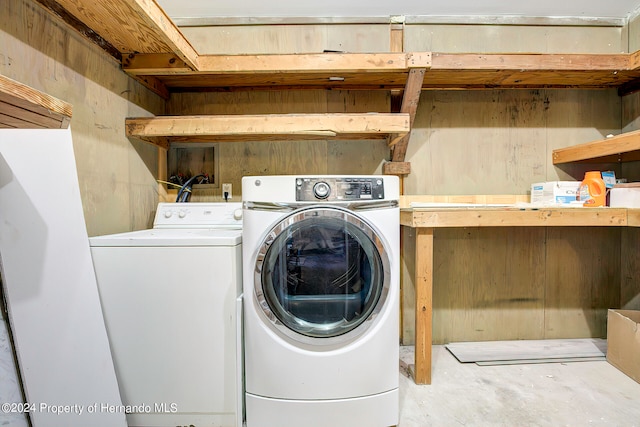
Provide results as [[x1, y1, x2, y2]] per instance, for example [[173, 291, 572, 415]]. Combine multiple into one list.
[[295, 177, 385, 201]]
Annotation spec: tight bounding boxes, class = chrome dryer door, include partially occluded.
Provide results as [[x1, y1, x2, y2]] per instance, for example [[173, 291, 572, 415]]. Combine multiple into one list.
[[255, 206, 390, 343]]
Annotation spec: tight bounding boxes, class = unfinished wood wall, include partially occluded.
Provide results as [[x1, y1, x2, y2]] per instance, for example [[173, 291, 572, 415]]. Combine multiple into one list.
[[0, 0, 163, 236], [402, 226, 622, 345], [168, 24, 392, 201], [401, 22, 639, 343], [181, 24, 391, 54], [177, 21, 637, 343], [166, 90, 390, 201], [620, 15, 640, 315]]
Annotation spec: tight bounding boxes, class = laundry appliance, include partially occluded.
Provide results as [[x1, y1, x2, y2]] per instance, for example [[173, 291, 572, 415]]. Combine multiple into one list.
[[89, 202, 244, 427], [242, 175, 399, 427]]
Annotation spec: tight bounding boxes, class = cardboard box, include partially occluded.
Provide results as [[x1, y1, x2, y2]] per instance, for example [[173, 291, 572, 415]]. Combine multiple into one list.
[[606, 309, 640, 384], [609, 183, 640, 208], [531, 181, 580, 205]]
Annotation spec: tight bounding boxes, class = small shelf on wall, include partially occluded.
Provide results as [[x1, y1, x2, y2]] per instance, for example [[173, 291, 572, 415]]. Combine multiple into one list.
[[0, 74, 72, 129], [552, 129, 640, 164], [125, 113, 411, 149]]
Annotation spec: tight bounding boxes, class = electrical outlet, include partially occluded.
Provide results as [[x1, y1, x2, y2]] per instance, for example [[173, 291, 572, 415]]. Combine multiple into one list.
[[222, 183, 232, 200]]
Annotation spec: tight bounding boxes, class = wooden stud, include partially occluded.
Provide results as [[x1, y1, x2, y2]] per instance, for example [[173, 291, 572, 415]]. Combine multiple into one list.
[[390, 68, 426, 162], [413, 227, 434, 385], [382, 161, 411, 176]]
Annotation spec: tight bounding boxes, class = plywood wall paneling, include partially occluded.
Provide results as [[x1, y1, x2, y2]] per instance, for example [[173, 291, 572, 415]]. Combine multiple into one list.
[[325, 24, 390, 52], [182, 25, 327, 54], [167, 90, 391, 200], [621, 87, 640, 133], [326, 89, 390, 113], [404, 88, 623, 197], [406, 90, 548, 195], [545, 89, 622, 181], [167, 90, 329, 115], [544, 227, 620, 339], [327, 139, 389, 175], [404, 24, 624, 53], [628, 14, 640, 53], [187, 139, 329, 202], [325, 90, 391, 174], [2, 0, 163, 236], [400, 194, 530, 208], [620, 87, 640, 184], [180, 24, 390, 55], [621, 227, 640, 310], [431, 227, 545, 344]]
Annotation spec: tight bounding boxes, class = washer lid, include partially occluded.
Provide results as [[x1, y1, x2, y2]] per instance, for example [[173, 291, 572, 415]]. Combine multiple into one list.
[[89, 228, 241, 247]]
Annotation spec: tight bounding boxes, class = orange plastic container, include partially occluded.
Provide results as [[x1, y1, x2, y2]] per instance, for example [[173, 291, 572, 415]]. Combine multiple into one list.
[[578, 171, 606, 207]]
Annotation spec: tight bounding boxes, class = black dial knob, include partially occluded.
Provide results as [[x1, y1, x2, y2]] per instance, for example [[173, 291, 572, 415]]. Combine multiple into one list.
[[313, 182, 331, 199]]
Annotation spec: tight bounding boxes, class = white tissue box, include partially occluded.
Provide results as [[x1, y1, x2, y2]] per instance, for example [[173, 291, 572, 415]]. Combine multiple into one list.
[[610, 183, 640, 208], [531, 181, 580, 205]]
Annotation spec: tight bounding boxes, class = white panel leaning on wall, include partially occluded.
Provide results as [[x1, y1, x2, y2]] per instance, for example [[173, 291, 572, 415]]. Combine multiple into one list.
[[0, 275, 28, 427]]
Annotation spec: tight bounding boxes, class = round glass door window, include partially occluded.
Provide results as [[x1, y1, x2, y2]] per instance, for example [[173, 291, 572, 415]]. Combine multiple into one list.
[[255, 207, 389, 340]]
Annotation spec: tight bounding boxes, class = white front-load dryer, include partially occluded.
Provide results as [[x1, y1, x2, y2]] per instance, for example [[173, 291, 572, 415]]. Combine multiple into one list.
[[242, 175, 399, 427]]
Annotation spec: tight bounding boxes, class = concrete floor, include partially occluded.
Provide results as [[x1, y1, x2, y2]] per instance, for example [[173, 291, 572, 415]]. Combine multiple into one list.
[[399, 346, 640, 427]]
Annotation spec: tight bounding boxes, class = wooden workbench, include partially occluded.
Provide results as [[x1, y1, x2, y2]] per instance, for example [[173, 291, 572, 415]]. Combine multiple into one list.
[[400, 206, 638, 385]]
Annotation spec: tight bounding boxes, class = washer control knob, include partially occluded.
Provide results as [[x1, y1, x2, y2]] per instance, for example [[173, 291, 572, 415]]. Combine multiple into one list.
[[178, 210, 187, 218], [313, 182, 331, 199], [164, 211, 172, 218], [233, 209, 243, 221]]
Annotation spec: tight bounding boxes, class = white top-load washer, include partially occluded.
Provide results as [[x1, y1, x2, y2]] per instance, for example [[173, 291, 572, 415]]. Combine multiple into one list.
[[242, 175, 399, 427], [89, 203, 243, 427]]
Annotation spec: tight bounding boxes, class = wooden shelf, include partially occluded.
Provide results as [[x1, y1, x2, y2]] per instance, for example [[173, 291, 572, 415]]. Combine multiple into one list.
[[552, 129, 640, 164], [41, 1, 640, 95], [122, 52, 431, 95], [125, 113, 410, 149], [119, 51, 640, 96], [629, 209, 640, 227], [40, 0, 640, 174], [0, 74, 72, 129], [400, 207, 630, 228], [427, 53, 640, 89]]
